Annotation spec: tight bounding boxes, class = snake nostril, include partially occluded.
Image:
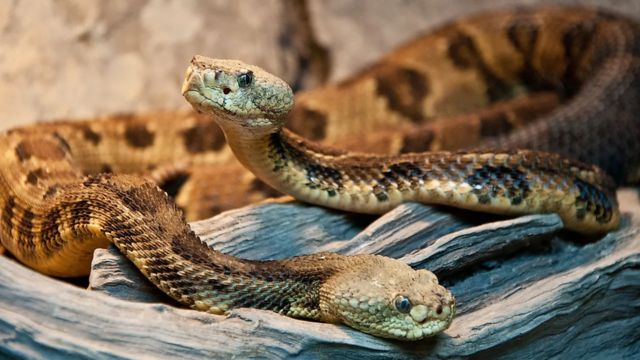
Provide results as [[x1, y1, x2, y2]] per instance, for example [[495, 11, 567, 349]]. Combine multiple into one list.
[[436, 305, 443, 315], [223, 87, 231, 95]]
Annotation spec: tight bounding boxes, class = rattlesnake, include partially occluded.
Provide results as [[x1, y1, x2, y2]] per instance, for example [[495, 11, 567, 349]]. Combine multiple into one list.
[[1, 7, 639, 341]]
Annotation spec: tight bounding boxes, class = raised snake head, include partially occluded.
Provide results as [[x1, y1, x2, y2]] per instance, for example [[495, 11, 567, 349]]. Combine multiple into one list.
[[321, 255, 455, 341], [182, 56, 294, 135]]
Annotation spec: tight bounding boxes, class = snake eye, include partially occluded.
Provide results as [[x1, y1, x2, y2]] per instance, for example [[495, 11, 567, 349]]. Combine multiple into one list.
[[394, 295, 412, 313], [237, 71, 253, 88]]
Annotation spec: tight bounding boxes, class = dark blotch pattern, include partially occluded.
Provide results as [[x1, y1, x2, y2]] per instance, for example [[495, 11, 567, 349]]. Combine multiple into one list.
[[18, 208, 36, 253], [372, 162, 427, 200], [465, 165, 531, 205], [81, 126, 102, 145], [506, 20, 544, 90], [124, 124, 155, 148], [2, 196, 15, 230], [305, 163, 343, 196], [15, 138, 67, 162], [52, 132, 72, 155], [26, 168, 45, 186], [375, 66, 430, 123], [447, 31, 513, 102], [373, 185, 388, 202], [562, 20, 599, 94], [388, 163, 425, 179], [573, 178, 613, 223], [101, 164, 113, 174], [159, 172, 191, 198], [44, 185, 58, 199], [38, 208, 62, 257], [385, 162, 425, 191], [268, 133, 291, 173], [447, 32, 479, 69], [182, 120, 225, 153], [15, 143, 30, 162], [68, 199, 93, 228], [286, 107, 328, 141]]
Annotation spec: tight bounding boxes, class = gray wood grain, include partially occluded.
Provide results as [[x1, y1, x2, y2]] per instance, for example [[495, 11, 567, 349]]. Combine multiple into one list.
[[0, 191, 640, 359], [1, 190, 639, 359]]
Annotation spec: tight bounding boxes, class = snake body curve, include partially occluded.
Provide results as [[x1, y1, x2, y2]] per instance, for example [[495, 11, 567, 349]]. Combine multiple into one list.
[[145, 7, 640, 219], [1, 7, 639, 340], [183, 57, 619, 235]]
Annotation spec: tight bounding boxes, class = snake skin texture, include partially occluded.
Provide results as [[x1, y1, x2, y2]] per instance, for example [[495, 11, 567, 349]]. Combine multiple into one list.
[[160, 6, 640, 218], [184, 57, 619, 234], [1, 7, 640, 340]]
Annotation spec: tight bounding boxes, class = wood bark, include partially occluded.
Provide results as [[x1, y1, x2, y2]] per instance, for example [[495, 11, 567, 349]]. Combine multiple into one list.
[[1, 190, 639, 359]]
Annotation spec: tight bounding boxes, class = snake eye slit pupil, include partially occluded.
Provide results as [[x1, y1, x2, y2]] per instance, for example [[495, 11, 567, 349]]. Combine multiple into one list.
[[394, 295, 412, 313], [237, 71, 253, 88]]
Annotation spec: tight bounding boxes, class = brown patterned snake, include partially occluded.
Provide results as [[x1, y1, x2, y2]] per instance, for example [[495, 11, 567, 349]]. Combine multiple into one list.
[[1, 7, 640, 341]]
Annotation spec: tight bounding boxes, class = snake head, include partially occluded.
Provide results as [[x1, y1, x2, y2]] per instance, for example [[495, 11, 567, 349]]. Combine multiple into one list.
[[321, 255, 455, 341], [182, 56, 294, 132]]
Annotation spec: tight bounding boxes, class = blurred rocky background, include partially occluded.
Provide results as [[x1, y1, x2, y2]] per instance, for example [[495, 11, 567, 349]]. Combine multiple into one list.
[[1, 0, 639, 131]]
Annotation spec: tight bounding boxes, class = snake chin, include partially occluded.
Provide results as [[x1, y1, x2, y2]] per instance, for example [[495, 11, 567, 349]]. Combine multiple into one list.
[[320, 257, 455, 340]]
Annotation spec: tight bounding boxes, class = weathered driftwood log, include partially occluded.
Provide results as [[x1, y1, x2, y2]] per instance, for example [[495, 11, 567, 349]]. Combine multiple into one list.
[[1, 190, 640, 359]]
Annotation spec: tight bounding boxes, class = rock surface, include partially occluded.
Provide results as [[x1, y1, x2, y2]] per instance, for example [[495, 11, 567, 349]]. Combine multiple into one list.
[[2, 0, 640, 130], [0, 0, 326, 129], [0, 190, 636, 358]]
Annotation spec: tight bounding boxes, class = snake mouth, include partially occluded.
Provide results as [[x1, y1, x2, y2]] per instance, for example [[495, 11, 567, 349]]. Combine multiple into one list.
[[181, 66, 208, 108], [182, 64, 268, 119], [181, 66, 195, 96], [356, 311, 454, 341], [399, 303, 455, 341], [415, 303, 455, 339], [182, 67, 233, 119]]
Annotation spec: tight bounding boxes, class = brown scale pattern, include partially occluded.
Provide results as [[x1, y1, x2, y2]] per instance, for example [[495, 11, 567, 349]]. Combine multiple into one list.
[[1, 6, 639, 340], [0, 127, 455, 339], [259, 131, 617, 233]]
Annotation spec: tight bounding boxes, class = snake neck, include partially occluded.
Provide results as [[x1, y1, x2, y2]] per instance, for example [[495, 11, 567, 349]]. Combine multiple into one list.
[[223, 125, 342, 188], [221, 124, 619, 234], [98, 183, 347, 320]]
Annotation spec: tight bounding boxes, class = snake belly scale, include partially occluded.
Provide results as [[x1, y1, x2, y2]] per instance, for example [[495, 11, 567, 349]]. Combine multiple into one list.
[[2, 6, 640, 341]]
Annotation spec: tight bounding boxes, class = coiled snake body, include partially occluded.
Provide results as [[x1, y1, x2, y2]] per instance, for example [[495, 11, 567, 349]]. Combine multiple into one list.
[[1, 7, 639, 340]]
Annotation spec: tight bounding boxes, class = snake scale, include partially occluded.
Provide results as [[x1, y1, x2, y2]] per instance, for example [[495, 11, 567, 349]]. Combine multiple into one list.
[[1, 7, 639, 340]]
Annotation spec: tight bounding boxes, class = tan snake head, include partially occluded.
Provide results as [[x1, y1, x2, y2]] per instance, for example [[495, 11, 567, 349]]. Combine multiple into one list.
[[183, 56, 294, 135], [321, 255, 455, 341]]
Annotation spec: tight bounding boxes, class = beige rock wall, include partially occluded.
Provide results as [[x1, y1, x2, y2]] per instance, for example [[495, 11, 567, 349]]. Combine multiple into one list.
[[0, 0, 294, 129], [1, 0, 638, 131]]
